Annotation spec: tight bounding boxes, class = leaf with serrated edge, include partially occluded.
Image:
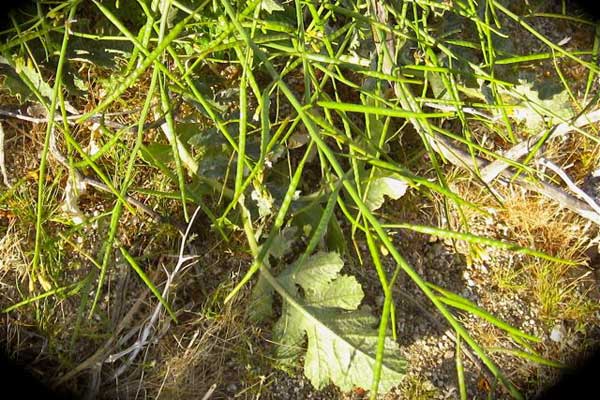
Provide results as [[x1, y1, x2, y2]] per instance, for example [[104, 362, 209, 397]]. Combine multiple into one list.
[[286, 251, 344, 292], [265, 251, 406, 392], [273, 304, 304, 356], [15, 58, 54, 102], [304, 275, 364, 310]]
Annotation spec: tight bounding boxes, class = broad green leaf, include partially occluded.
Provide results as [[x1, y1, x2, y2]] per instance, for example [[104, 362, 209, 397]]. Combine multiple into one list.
[[272, 303, 305, 370], [304, 275, 363, 310], [248, 274, 274, 322], [0, 56, 53, 104], [293, 251, 344, 290], [428, 71, 453, 101], [263, 252, 406, 392], [302, 307, 404, 392], [511, 77, 574, 131], [140, 143, 173, 166], [363, 170, 409, 211], [267, 226, 298, 259], [0, 60, 31, 103], [14, 57, 54, 102]]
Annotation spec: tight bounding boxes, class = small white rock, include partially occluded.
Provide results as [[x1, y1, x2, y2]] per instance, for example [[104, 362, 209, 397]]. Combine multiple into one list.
[[550, 324, 565, 342]]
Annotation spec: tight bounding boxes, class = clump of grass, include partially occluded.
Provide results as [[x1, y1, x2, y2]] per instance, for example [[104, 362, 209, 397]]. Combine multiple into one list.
[[0, 221, 27, 287], [530, 258, 598, 326], [398, 374, 440, 400]]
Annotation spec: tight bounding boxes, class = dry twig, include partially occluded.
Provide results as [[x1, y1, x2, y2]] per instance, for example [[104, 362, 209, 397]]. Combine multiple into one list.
[[107, 206, 202, 379], [0, 122, 10, 187], [481, 109, 600, 183]]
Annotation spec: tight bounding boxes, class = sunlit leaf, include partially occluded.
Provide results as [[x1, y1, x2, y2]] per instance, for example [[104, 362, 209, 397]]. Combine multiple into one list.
[[363, 169, 409, 211], [511, 76, 574, 131], [261, 0, 284, 14], [260, 252, 406, 392]]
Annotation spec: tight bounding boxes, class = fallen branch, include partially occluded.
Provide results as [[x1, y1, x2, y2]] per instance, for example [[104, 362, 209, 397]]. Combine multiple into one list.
[[481, 109, 600, 183], [423, 101, 499, 121], [0, 106, 172, 134], [537, 158, 600, 217], [433, 133, 600, 225]]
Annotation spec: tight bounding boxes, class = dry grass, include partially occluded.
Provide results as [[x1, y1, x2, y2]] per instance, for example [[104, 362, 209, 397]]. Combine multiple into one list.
[[127, 297, 252, 399], [0, 221, 28, 283], [444, 167, 600, 396]]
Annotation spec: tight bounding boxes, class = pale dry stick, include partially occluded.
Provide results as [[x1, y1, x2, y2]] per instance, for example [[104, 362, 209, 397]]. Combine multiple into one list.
[[201, 383, 217, 400], [0, 122, 10, 187], [430, 129, 600, 224], [537, 157, 600, 216], [0, 105, 196, 128], [49, 126, 88, 223], [0, 107, 140, 124], [0, 106, 171, 139], [432, 128, 600, 224], [108, 206, 203, 379], [54, 288, 149, 386], [423, 102, 499, 121], [481, 109, 600, 183], [155, 364, 171, 399], [513, 175, 600, 224]]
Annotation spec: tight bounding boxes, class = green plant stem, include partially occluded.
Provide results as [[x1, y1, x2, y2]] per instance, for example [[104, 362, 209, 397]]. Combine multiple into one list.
[[32, 2, 79, 287], [220, 1, 522, 397]]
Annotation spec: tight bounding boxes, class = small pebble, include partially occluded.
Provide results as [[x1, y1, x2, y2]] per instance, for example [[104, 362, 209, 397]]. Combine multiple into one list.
[[226, 383, 237, 393], [550, 324, 565, 343]]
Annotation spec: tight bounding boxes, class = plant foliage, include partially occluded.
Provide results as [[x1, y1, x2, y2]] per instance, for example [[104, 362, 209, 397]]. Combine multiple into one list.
[[253, 251, 406, 392]]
